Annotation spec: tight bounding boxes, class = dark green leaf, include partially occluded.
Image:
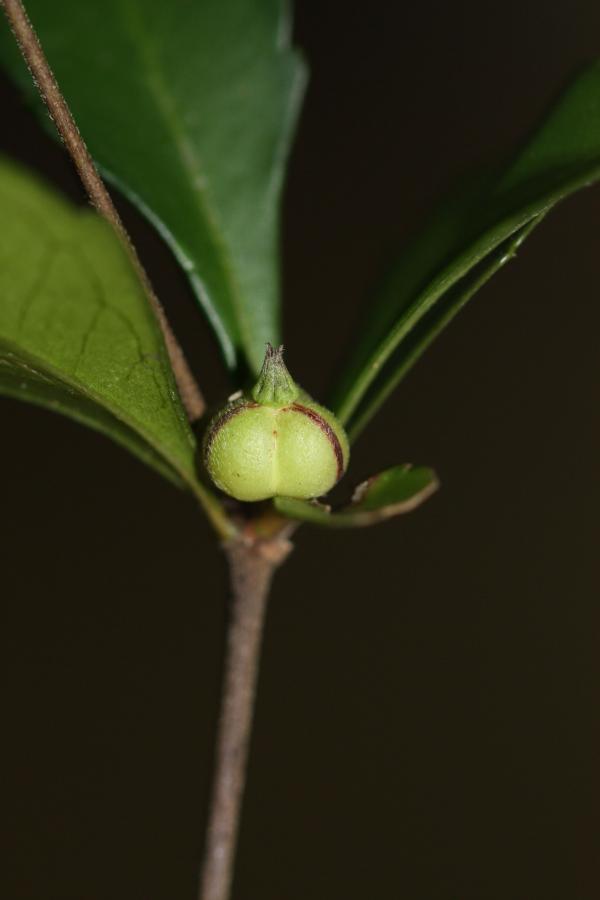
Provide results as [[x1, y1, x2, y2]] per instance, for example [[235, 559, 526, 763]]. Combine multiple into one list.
[[0, 0, 306, 374], [332, 62, 600, 436], [0, 157, 198, 490], [346, 216, 544, 442], [274, 464, 438, 527]]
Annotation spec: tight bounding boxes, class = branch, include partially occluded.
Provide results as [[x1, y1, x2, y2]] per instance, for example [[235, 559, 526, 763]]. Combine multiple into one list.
[[199, 535, 292, 900], [0, 0, 205, 421]]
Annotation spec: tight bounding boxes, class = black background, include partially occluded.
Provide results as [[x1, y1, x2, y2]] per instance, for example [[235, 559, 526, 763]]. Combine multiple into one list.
[[2, 1, 600, 898]]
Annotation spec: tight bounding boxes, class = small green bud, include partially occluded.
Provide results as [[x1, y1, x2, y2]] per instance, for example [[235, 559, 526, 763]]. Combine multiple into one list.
[[203, 344, 350, 502]]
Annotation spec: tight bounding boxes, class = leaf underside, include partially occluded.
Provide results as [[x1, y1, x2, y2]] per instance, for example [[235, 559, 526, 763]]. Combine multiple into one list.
[[274, 464, 438, 527], [332, 61, 600, 439], [0, 0, 306, 375], [0, 157, 199, 489]]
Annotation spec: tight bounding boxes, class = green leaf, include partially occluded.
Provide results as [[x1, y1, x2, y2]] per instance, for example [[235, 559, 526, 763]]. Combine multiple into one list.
[[0, 156, 199, 490], [332, 62, 600, 436], [345, 216, 544, 442], [274, 464, 438, 527], [0, 0, 306, 375]]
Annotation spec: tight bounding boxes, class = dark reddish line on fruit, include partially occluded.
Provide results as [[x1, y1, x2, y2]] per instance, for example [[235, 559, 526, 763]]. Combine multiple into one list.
[[204, 401, 259, 463], [287, 403, 344, 479]]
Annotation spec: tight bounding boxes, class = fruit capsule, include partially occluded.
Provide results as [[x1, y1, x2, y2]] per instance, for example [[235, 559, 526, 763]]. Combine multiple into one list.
[[203, 344, 349, 502]]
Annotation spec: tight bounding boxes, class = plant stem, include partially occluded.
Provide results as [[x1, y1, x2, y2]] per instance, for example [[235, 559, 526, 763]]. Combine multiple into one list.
[[200, 535, 292, 900], [0, 0, 205, 421]]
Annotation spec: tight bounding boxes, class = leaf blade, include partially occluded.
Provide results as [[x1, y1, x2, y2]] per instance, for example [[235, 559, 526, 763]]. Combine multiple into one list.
[[332, 62, 600, 434], [0, 342, 184, 486], [274, 465, 438, 527], [0, 156, 199, 489], [0, 0, 306, 373], [346, 216, 544, 442]]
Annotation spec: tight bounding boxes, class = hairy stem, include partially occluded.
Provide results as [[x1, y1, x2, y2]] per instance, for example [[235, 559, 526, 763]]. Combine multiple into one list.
[[0, 0, 205, 421], [200, 536, 292, 900]]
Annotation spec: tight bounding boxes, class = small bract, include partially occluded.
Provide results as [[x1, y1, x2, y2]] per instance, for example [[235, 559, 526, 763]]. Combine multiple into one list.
[[203, 345, 349, 502]]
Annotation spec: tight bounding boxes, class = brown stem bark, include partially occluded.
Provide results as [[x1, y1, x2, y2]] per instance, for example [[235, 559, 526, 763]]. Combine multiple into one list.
[[199, 536, 292, 900], [0, 0, 205, 421]]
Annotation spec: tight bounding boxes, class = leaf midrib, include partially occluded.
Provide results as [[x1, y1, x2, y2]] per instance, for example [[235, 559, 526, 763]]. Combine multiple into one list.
[[345, 217, 544, 441], [335, 158, 600, 426], [119, 0, 251, 355]]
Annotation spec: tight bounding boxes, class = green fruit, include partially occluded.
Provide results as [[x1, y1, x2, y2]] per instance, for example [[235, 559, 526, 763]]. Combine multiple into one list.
[[203, 345, 349, 502]]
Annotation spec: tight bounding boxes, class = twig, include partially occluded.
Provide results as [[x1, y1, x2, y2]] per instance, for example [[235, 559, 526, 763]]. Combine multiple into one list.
[[199, 536, 292, 900], [0, 0, 205, 421]]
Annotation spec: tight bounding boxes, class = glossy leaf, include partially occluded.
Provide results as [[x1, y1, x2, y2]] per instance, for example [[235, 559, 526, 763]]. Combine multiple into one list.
[[274, 464, 438, 527], [0, 157, 199, 490], [0, 0, 306, 374], [332, 62, 600, 436], [346, 216, 544, 441]]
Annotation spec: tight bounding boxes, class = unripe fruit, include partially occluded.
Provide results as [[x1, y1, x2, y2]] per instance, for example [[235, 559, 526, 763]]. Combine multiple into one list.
[[203, 345, 349, 502]]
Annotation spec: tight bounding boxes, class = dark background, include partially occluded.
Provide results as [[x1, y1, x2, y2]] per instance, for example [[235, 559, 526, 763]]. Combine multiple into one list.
[[2, 1, 599, 898]]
